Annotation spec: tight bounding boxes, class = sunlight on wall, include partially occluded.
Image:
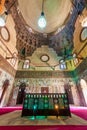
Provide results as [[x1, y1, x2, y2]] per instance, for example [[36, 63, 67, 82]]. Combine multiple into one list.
[[80, 79, 87, 105]]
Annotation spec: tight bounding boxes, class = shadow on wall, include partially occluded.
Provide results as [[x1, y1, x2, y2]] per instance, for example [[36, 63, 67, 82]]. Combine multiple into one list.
[[16, 83, 26, 104]]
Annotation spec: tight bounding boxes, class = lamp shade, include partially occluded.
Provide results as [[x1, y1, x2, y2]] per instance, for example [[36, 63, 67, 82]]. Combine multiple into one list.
[[38, 12, 46, 29]]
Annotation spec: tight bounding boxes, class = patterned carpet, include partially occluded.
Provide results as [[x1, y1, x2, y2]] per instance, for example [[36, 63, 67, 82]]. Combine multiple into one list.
[[0, 105, 87, 120], [0, 105, 87, 130], [0, 110, 87, 125]]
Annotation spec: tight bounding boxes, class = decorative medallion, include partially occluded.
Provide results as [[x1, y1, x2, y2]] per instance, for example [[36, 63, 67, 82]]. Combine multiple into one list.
[[40, 54, 49, 62], [80, 28, 87, 42], [0, 26, 10, 42]]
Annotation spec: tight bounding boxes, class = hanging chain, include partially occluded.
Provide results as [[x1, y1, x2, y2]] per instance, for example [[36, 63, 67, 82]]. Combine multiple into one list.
[[42, 0, 45, 12]]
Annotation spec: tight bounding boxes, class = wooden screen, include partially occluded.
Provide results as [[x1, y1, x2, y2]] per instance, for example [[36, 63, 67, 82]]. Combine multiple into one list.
[[22, 93, 71, 117]]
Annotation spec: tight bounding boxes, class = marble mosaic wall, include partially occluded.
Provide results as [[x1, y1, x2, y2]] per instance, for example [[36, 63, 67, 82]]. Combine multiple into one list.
[[9, 77, 81, 106]]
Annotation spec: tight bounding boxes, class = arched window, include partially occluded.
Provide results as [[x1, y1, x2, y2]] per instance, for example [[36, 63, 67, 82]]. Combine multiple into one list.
[[73, 58, 79, 65], [23, 59, 30, 69], [73, 53, 79, 66], [59, 60, 66, 70], [10, 52, 17, 67]]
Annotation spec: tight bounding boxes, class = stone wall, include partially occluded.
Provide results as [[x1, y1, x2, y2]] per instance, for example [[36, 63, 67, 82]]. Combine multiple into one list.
[[9, 58, 87, 106], [0, 55, 16, 107], [74, 57, 87, 106], [9, 75, 80, 106], [0, 68, 14, 106]]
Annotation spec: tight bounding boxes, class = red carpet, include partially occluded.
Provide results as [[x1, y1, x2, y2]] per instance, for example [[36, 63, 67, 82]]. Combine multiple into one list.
[[0, 126, 87, 130], [70, 106, 87, 120], [0, 105, 87, 121], [0, 106, 22, 115], [0, 106, 87, 130]]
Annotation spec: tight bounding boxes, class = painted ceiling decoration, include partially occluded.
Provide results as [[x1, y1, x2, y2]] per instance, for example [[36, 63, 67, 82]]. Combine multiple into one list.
[[4, 0, 86, 61], [18, 0, 72, 33]]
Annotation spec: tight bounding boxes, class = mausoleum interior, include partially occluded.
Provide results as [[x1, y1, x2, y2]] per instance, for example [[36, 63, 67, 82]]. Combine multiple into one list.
[[0, 0, 87, 112]]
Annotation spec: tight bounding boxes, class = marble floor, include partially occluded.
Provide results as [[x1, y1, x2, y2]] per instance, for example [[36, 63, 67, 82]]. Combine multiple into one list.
[[0, 110, 87, 126]]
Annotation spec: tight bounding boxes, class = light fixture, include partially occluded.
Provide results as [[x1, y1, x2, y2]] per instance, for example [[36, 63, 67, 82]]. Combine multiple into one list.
[[0, 11, 8, 27], [79, 10, 87, 28], [54, 104, 59, 110], [0, 0, 16, 27], [81, 17, 87, 27], [38, 0, 47, 29]]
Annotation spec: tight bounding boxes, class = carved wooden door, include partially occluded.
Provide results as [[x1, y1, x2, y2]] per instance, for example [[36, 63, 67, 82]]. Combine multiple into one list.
[[16, 83, 26, 104]]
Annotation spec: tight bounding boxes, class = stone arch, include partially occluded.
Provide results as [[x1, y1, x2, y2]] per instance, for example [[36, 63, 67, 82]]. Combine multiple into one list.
[[0, 79, 9, 104]]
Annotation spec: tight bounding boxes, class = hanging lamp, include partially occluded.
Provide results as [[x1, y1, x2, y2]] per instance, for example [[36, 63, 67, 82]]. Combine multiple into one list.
[[0, 0, 16, 27], [38, 0, 47, 29]]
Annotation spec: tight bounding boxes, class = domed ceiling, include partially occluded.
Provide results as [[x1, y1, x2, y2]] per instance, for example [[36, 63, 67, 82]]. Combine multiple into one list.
[[5, 0, 86, 70], [18, 0, 72, 33]]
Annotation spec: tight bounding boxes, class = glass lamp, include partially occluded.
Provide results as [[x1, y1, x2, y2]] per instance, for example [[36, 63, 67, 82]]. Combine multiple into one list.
[[0, 11, 8, 27], [0, 1, 16, 27], [38, 0, 46, 29], [81, 17, 87, 27], [38, 12, 46, 29]]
